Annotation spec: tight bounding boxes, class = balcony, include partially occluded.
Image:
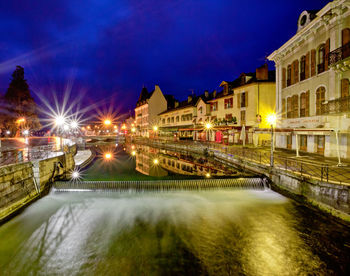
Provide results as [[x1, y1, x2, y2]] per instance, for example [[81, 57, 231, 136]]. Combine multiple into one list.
[[328, 42, 350, 66], [321, 96, 350, 115]]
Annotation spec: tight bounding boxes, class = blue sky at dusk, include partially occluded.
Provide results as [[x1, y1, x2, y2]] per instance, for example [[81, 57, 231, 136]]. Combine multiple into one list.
[[0, 0, 329, 116]]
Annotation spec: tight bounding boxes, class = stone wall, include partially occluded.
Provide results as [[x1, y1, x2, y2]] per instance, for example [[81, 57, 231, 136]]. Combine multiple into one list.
[[0, 144, 76, 223], [0, 162, 38, 221]]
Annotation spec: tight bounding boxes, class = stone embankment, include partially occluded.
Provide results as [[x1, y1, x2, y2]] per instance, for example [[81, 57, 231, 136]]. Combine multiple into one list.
[[0, 144, 77, 223], [133, 139, 350, 221]]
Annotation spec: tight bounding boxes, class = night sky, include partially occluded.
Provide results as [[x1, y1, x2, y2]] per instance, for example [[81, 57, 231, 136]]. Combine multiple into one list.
[[0, 0, 329, 117]]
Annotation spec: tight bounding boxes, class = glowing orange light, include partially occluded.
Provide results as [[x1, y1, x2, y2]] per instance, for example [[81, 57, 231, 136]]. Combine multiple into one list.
[[104, 153, 112, 159], [87, 126, 91, 129], [104, 119, 111, 126], [121, 124, 126, 130], [16, 118, 26, 124]]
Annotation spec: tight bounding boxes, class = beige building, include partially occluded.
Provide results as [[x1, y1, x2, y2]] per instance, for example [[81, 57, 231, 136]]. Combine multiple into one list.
[[135, 85, 168, 137], [268, 1, 350, 160], [208, 64, 276, 144]]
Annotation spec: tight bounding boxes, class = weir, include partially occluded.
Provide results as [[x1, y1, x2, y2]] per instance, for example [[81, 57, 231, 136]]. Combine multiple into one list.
[[53, 177, 267, 192]]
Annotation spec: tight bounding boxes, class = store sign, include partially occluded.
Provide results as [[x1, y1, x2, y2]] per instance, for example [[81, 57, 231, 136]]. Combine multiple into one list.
[[282, 117, 322, 128]]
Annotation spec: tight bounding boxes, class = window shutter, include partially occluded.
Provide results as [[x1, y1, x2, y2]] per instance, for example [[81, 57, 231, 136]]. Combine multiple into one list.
[[294, 60, 299, 83], [342, 28, 350, 45], [245, 92, 248, 107], [293, 94, 299, 118], [282, 68, 286, 88], [341, 78, 349, 98], [291, 61, 295, 85], [305, 52, 310, 79], [325, 39, 330, 71], [311, 49, 316, 76], [237, 94, 240, 108], [282, 98, 286, 118], [306, 90, 310, 116]]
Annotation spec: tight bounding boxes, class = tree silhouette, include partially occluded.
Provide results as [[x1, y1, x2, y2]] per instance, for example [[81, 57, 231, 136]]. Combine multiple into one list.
[[3, 66, 41, 135]]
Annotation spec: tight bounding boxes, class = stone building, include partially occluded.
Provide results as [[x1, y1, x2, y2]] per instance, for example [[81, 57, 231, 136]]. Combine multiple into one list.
[[268, 0, 350, 160], [207, 64, 276, 144], [134, 85, 168, 137]]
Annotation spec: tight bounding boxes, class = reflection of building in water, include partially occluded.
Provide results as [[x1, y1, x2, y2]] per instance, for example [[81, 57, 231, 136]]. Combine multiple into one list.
[[158, 152, 233, 176], [134, 144, 168, 177]]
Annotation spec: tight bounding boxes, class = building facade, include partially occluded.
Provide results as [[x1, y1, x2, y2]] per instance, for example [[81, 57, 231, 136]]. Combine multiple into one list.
[[208, 64, 276, 145], [268, 0, 350, 159], [135, 85, 168, 137]]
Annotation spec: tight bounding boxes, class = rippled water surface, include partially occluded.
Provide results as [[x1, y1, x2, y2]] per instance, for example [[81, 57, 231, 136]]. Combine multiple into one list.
[[1, 189, 349, 275]]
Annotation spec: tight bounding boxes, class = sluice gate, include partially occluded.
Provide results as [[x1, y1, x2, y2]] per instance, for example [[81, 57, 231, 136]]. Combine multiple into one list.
[[53, 177, 267, 192]]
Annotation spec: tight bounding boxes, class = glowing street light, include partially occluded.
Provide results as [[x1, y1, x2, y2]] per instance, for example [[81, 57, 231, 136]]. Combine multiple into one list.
[[132, 150, 136, 156], [153, 126, 158, 131], [104, 119, 111, 126], [153, 158, 159, 165], [131, 127, 136, 133], [206, 173, 211, 178], [205, 122, 212, 130], [55, 115, 66, 126], [16, 117, 26, 124], [6, 130, 10, 135], [267, 114, 277, 126], [23, 129, 29, 136], [70, 120, 78, 129], [72, 171, 80, 179]]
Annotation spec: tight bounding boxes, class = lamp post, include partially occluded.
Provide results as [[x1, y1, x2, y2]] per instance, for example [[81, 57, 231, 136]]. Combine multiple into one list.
[[267, 114, 277, 168], [205, 122, 212, 142]]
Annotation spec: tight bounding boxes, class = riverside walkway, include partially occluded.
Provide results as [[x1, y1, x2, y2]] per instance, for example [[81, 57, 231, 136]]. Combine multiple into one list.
[[132, 138, 350, 186]]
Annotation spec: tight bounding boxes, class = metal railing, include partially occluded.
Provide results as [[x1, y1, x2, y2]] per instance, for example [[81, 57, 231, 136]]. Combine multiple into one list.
[[321, 96, 350, 115], [132, 138, 350, 186], [328, 42, 350, 66]]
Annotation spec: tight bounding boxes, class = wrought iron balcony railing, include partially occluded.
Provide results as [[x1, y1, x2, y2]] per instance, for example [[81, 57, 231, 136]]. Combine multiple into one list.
[[328, 42, 350, 66], [321, 96, 350, 115]]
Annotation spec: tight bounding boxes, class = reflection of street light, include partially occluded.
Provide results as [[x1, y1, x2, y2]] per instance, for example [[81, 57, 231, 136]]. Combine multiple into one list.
[[23, 129, 29, 136], [104, 153, 112, 160], [267, 113, 277, 167]]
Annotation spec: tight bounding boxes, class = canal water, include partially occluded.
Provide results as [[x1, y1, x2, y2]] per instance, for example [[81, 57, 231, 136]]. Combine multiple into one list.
[[0, 144, 350, 275]]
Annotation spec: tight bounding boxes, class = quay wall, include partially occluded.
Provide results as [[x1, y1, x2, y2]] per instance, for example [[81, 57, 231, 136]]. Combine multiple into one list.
[[134, 140, 350, 220], [0, 144, 76, 223]]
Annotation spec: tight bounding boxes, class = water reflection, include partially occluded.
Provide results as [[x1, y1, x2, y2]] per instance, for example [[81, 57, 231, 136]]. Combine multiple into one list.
[[0, 190, 349, 275], [127, 144, 240, 178]]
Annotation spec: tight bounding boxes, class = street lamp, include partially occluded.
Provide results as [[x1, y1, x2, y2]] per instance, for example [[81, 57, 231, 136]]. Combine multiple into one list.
[[205, 122, 212, 141], [104, 119, 111, 126], [267, 113, 277, 168]]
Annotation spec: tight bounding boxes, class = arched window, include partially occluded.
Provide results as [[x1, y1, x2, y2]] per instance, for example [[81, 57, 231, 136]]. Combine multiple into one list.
[[287, 97, 292, 118], [300, 91, 309, 117], [300, 56, 306, 81], [316, 87, 326, 115], [341, 79, 349, 112], [318, 44, 325, 73]]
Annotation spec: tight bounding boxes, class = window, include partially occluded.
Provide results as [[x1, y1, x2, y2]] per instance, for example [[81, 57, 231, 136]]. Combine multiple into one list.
[[224, 97, 233, 109], [300, 56, 306, 81], [167, 118, 170, 123], [282, 98, 286, 118], [210, 102, 218, 111], [318, 44, 325, 74], [199, 106, 203, 114], [176, 116, 179, 122], [162, 119, 165, 124], [341, 79, 349, 112], [287, 65, 292, 86], [171, 117, 174, 123], [240, 110, 246, 124], [225, 114, 232, 120], [316, 87, 326, 115], [238, 92, 248, 108], [241, 93, 246, 107], [299, 91, 309, 117]]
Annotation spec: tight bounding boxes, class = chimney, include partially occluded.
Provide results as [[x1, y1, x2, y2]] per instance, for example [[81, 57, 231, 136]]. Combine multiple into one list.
[[175, 101, 179, 108], [188, 95, 193, 103], [204, 90, 209, 98], [256, 64, 268, 80]]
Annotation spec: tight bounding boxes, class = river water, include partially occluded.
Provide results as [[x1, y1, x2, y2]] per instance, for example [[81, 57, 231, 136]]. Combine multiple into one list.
[[0, 144, 350, 275]]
